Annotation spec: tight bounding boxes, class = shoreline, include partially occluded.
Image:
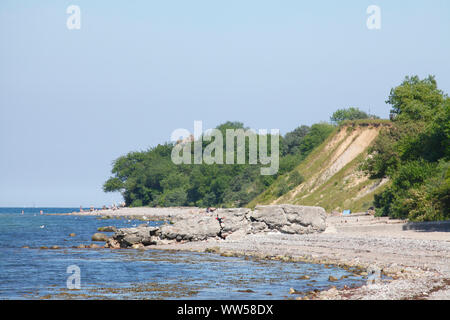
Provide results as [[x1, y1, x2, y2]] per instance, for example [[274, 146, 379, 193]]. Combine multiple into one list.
[[61, 207, 450, 300]]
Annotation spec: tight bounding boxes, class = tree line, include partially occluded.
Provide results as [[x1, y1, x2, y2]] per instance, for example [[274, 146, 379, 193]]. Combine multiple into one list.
[[104, 75, 449, 221]]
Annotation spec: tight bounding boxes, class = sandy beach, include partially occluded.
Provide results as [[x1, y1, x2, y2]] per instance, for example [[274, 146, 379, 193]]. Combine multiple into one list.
[[68, 207, 450, 300]]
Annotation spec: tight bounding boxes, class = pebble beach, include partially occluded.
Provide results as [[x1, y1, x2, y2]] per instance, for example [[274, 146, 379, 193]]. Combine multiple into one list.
[[66, 207, 450, 300]]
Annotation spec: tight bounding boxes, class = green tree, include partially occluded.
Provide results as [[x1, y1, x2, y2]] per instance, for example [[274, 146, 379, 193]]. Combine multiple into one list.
[[365, 75, 449, 221], [330, 107, 372, 124]]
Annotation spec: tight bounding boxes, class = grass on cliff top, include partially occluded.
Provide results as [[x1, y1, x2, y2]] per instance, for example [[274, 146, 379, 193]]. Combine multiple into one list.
[[248, 120, 392, 211]]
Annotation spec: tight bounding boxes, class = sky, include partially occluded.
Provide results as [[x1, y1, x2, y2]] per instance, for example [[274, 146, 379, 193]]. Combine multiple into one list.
[[0, 0, 449, 207]]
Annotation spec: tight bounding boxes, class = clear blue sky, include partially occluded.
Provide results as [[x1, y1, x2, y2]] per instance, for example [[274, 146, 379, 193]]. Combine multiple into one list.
[[1, 0, 449, 207]]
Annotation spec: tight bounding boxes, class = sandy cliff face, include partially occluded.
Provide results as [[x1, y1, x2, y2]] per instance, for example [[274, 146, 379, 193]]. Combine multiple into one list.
[[250, 122, 391, 213]]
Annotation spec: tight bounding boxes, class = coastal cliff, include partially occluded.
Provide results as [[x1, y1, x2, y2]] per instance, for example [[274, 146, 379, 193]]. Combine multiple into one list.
[[249, 121, 391, 212]]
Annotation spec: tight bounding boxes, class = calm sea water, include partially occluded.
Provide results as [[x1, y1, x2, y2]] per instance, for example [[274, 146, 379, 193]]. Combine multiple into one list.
[[0, 207, 365, 300]]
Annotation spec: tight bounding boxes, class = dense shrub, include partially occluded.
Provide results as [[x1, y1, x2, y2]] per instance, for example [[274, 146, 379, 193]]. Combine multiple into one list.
[[366, 75, 449, 221]]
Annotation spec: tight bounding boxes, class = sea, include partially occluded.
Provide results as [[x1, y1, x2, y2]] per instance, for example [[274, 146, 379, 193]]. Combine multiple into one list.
[[0, 207, 366, 300]]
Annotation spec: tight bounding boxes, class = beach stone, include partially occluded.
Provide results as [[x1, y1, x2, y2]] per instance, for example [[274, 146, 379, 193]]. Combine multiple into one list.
[[69, 233, 76, 237], [91, 233, 108, 242], [97, 226, 117, 232], [328, 276, 338, 282], [105, 238, 121, 249]]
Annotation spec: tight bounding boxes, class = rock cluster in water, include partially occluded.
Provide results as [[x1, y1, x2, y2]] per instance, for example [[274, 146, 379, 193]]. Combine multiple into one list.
[[105, 205, 327, 249]]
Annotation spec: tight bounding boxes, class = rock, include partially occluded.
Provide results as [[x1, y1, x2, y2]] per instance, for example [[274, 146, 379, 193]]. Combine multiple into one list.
[[328, 276, 338, 282], [250, 206, 288, 229], [250, 205, 327, 234], [89, 243, 100, 249], [40, 246, 48, 249], [97, 226, 117, 232], [237, 289, 255, 293], [105, 238, 121, 249], [111, 204, 327, 246], [216, 208, 252, 237], [113, 226, 159, 248], [225, 229, 247, 240], [220, 251, 235, 257], [91, 233, 108, 242], [76, 244, 86, 248], [160, 214, 221, 241], [50, 245, 59, 249], [205, 247, 221, 254], [299, 275, 310, 280], [69, 233, 76, 237], [289, 288, 302, 295], [248, 222, 268, 234]]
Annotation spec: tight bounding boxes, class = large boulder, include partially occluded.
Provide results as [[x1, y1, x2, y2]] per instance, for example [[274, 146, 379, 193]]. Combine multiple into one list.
[[160, 214, 221, 241], [250, 205, 327, 234], [109, 205, 327, 247], [112, 226, 159, 247]]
